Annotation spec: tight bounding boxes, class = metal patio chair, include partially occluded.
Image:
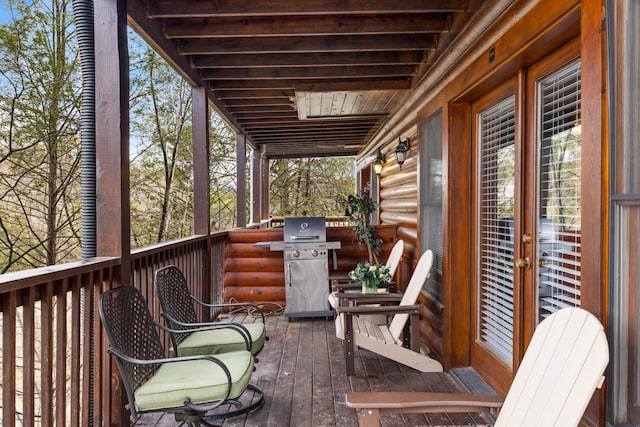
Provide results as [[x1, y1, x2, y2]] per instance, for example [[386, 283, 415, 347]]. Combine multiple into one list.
[[99, 285, 264, 426], [154, 265, 267, 358], [346, 307, 609, 427]]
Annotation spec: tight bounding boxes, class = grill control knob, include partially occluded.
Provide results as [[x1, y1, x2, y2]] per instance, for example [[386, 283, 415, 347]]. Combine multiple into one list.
[[311, 250, 318, 257], [293, 250, 300, 257]]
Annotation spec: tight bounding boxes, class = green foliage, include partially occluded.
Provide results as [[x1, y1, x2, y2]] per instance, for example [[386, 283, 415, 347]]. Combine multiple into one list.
[[347, 262, 391, 290], [347, 191, 382, 264]]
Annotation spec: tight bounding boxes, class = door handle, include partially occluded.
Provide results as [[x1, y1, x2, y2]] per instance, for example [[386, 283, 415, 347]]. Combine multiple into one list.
[[515, 257, 531, 269]]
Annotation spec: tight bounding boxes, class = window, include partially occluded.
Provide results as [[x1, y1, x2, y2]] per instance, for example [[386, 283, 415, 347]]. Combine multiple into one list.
[[419, 110, 443, 297]]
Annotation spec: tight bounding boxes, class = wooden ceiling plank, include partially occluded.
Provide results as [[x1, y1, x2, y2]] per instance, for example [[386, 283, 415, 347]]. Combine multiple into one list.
[[163, 14, 449, 38], [149, 0, 466, 18]]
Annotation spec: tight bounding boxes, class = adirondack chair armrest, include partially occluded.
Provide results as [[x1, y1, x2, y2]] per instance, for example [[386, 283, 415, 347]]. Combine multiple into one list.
[[336, 304, 420, 316], [334, 292, 403, 305], [331, 281, 397, 293], [345, 391, 504, 419]]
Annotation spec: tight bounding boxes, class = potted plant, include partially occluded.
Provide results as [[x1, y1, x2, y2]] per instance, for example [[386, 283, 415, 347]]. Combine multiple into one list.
[[346, 192, 383, 264], [348, 262, 392, 293]]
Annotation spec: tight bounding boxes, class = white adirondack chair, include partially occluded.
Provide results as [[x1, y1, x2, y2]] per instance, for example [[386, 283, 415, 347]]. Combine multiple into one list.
[[328, 239, 405, 309], [335, 249, 443, 375], [346, 306, 609, 427]]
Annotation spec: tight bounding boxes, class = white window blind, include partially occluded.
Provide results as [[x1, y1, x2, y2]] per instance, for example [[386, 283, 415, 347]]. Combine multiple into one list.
[[478, 96, 516, 366], [537, 60, 582, 320]]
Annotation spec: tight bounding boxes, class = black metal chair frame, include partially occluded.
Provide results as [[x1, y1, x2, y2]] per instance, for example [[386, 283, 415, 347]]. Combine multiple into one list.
[[153, 265, 268, 357], [99, 284, 264, 426]]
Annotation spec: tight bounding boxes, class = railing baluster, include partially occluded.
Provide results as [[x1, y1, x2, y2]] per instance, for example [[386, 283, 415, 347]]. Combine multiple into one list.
[[40, 282, 53, 426], [2, 291, 17, 427], [23, 287, 36, 426]]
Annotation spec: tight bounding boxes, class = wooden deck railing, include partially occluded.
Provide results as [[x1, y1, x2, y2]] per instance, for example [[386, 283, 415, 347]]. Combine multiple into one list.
[[0, 224, 396, 426], [0, 256, 120, 426], [0, 232, 227, 426]]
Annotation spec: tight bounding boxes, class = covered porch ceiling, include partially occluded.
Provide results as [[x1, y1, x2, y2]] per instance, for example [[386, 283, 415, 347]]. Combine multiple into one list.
[[128, 0, 486, 159]]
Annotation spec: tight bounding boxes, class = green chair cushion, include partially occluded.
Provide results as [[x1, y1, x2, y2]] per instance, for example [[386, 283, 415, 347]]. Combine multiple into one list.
[[134, 350, 254, 412], [177, 323, 266, 356]]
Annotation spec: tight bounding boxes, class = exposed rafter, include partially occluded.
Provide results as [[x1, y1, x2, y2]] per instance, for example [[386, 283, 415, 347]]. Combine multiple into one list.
[[128, 0, 486, 158]]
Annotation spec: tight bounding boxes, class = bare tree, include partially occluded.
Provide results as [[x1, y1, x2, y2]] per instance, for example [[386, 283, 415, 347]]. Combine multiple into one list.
[[0, 0, 82, 272], [269, 157, 355, 217]]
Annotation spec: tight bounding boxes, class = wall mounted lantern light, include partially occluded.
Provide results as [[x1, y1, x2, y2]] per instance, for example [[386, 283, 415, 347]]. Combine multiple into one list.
[[372, 148, 384, 175], [394, 137, 410, 168]]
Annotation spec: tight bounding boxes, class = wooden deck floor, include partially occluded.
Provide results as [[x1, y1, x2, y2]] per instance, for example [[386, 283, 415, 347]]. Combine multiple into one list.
[[135, 312, 497, 427]]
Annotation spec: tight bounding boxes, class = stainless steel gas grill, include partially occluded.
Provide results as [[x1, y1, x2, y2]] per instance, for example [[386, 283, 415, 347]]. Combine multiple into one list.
[[269, 217, 341, 319]]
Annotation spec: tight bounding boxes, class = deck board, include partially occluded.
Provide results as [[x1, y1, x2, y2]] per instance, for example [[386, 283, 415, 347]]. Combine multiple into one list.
[[135, 314, 496, 426]]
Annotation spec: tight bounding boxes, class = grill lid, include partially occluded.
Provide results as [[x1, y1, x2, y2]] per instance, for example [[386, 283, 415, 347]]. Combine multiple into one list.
[[283, 217, 327, 242]]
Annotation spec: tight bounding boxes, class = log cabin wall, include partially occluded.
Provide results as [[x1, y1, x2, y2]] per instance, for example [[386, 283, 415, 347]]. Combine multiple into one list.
[[374, 128, 447, 358], [223, 225, 399, 308]]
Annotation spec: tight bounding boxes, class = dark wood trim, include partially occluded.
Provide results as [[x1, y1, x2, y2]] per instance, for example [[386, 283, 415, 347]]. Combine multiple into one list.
[[251, 148, 261, 224], [192, 87, 213, 317], [95, 0, 131, 288], [580, 0, 606, 320], [193, 87, 210, 235], [469, 78, 518, 397], [236, 133, 247, 227], [261, 152, 270, 220], [522, 36, 581, 345], [451, 1, 581, 104], [442, 102, 472, 370], [580, 1, 607, 424]]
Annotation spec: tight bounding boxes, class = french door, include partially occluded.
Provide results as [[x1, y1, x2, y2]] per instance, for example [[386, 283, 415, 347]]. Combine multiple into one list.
[[471, 43, 582, 394]]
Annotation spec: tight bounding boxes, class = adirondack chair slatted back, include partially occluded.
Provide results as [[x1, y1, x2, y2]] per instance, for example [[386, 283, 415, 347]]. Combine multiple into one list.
[[495, 307, 609, 427], [388, 250, 433, 341], [385, 240, 404, 276]]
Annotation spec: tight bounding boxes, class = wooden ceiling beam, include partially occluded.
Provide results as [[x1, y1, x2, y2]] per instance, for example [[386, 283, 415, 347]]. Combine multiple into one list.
[[253, 130, 374, 140], [148, 0, 467, 18], [245, 122, 378, 132], [249, 126, 374, 135], [202, 65, 417, 80], [163, 14, 449, 38], [215, 89, 295, 99], [233, 112, 299, 119], [224, 98, 295, 107], [210, 78, 411, 91], [242, 115, 384, 126], [178, 34, 437, 55], [191, 51, 424, 68], [227, 105, 297, 114]]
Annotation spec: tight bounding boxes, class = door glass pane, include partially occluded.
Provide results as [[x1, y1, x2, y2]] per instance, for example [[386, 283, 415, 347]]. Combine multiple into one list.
[[478, 96, 516, 367], [536, 60, 582, 321]]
